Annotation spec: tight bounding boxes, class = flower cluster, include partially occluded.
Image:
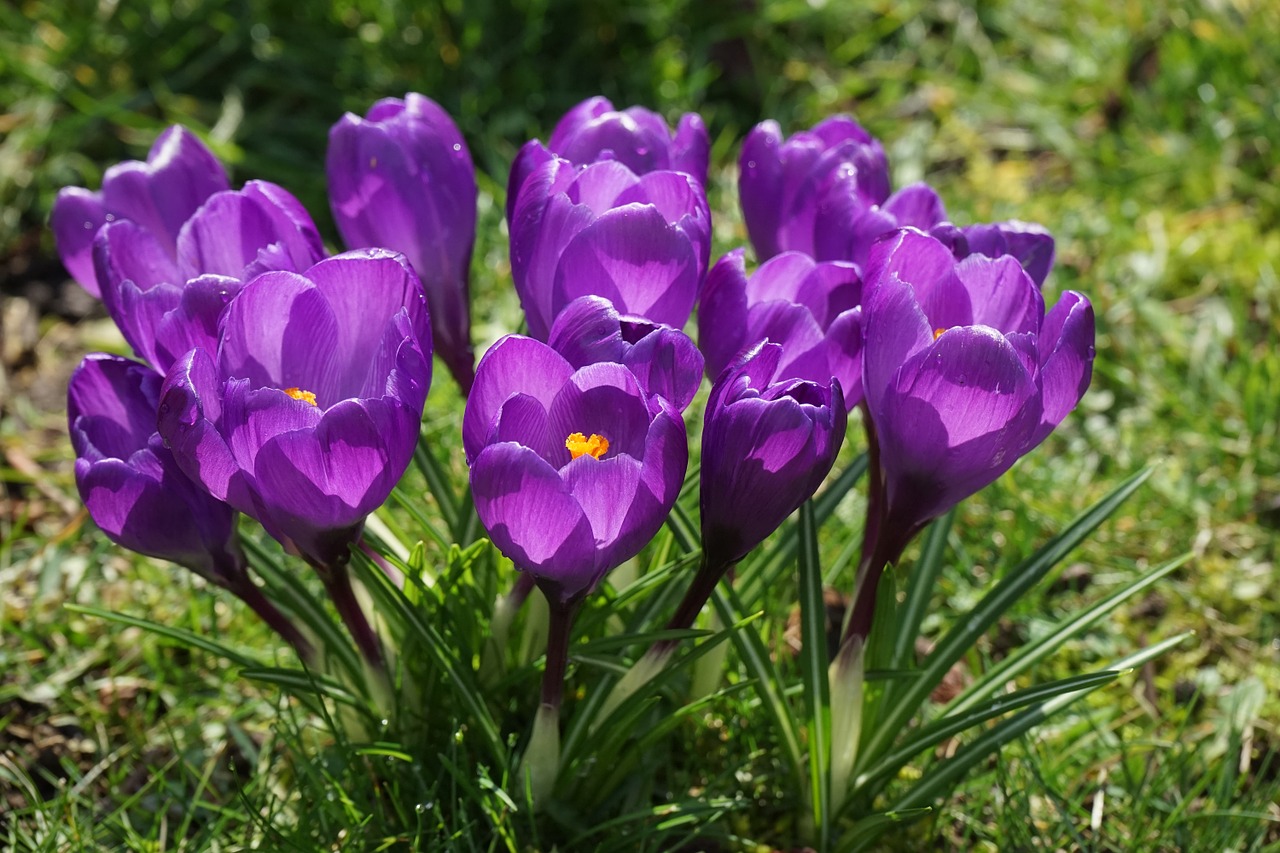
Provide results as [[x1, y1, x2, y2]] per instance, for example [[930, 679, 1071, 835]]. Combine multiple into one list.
[[58, 97, 1097, 812]]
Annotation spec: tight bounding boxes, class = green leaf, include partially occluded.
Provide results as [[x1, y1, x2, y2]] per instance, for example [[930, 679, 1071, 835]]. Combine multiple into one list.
[[845, 631, 1193, 851], [943, 553, 1190, 718], [796, 500, 832, 848], [64, 604, 260, 669], [856, 466, 1154, 768], [891, 510, 954, 669], [239, 666, 368, 711], [853, 669, 1123, 794], [412, 430, 460, 533]]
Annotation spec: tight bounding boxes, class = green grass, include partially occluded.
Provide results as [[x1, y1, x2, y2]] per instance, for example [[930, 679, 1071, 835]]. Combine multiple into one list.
[[3, 0, 1279, 849]]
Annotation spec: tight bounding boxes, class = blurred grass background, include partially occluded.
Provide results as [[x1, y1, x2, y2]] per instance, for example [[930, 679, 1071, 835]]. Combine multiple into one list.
[[2, 0, 1279, 849]]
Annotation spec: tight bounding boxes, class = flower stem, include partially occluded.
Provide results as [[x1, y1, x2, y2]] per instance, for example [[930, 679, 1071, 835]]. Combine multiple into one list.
[[323, 564, 385, 672], [225, 574, 316, 666], [523, 593, 577, 808]]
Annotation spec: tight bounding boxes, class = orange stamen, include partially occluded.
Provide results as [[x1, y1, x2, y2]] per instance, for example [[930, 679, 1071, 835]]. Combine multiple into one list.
[[566, 432, 609, 460], [283, 387, 318, 406]]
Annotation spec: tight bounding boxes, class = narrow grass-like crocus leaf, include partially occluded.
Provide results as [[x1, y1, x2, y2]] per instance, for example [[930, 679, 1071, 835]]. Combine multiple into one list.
[[891, 510, 954, 669], [712, 585, 806, 789], [413, 431, 460, 534], [797, 500, 832, 849], [351, 551, 507, 770], [943, 552, 1190, 719], [854, 669, 1122, 794], [64, 604, 260, 669], [239, 666, 369, 711], [856, 466, 1154, 768], [388, 486, 452, 551], [843, 631, 1193, 852]]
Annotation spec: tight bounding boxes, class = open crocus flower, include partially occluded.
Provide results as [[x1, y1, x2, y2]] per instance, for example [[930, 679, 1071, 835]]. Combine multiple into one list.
[[546, 295, 704, 413], [328, 93, 478, 392], [509, 157, 710, 340], [69, 353, 244, 584], [860, 228, 1095, 565], [700, 341, 847, 570], [93, 180, 325, 375], [157, 249, 432, 571], [507, 96, 708, 223], [739, 115, 891, 261], [51, 126, 230, 297], [463, 334, 687, 606], [699, 249, 865, 407]]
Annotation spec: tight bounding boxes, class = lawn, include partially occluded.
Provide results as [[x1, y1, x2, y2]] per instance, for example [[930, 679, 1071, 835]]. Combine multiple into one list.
[[2, 0, 1278, 850]]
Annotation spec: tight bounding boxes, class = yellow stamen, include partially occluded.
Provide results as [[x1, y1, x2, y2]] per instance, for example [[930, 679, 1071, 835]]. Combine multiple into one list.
[[566, 432, 609, 460], [283, 387, 318, 406], [933, 327, 949, 341]]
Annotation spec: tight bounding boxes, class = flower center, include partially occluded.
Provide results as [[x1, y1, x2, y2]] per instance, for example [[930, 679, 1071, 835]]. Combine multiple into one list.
[[283, 387, 318, 406], [566, 432, 609, 460], [933, 327, 950, 341]]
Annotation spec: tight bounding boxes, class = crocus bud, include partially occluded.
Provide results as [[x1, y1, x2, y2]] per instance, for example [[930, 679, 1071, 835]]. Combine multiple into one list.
[[860, 228, 1095, 561], [463, 335, 687, 606], [93, 180, 325, 375], [739, 116, 890, 261], [328, 93, 478, 392], [547, 295, 704, 413], [157, 250, 432, 571], [51, 126, 230, 297], [699, 249, 865, 407], [69, 353, 244, 584], [509, 158, 710, 340], [507, 96, 709, 223], [700, 342, 847, 568]]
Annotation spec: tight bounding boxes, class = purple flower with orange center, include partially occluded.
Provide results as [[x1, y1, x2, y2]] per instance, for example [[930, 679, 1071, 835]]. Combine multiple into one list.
[[156, 249, 432, 573], [508, 96, 709, 223], [699, 248, 864, 407], [842, 227, 1094, 644], [51, 126, 230, 297], [463, 334, 687, 606], [508, 157, 710, 341], [327, 93, 478, 392]]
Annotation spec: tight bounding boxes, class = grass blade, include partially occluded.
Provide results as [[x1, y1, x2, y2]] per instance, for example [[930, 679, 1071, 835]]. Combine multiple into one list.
[[796, 500, 832, 848], [943, 553, 1190, 718], [856, 466, 1154, 767]]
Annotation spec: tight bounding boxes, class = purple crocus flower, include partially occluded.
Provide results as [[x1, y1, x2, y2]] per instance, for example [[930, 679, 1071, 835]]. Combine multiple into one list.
[[69, 353, 244, 583], [547, 295, 704, 413], [327, 94, 478, 392], [156, 249, 432, 572], [699, 249, 865, 407], [463, 334, 687, 606], [700, 341, 847, 569], [51, 126, 230, 297], [93, 180, 325, 374], [860, 227, 1095, 567], [739, 116, 890, 261], [509, 157, 710, 340], [929, 220, 1057, 288], [507, 96, 709, 224]]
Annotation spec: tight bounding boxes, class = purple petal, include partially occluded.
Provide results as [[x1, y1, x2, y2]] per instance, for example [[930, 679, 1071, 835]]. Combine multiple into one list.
[[883, 183, 948, 230], [50, 188, 109, 295], [546, 362, 652, 463], [464, 335, 575, 463], [950, 253, 1045, 335], [1033, 292, 1095, 443], [470, 442, 599, 599], [158, 348, 246, 508], [553, 205, 699, 331], [739, 121, 786, 260], [698, 250, 752, 382], [216, 270, 343, 405], [547, 295, 630, 367]]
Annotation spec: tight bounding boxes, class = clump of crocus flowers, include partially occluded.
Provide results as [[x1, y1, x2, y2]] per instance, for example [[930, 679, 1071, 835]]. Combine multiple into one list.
[[57, 95, 1095, 826]]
